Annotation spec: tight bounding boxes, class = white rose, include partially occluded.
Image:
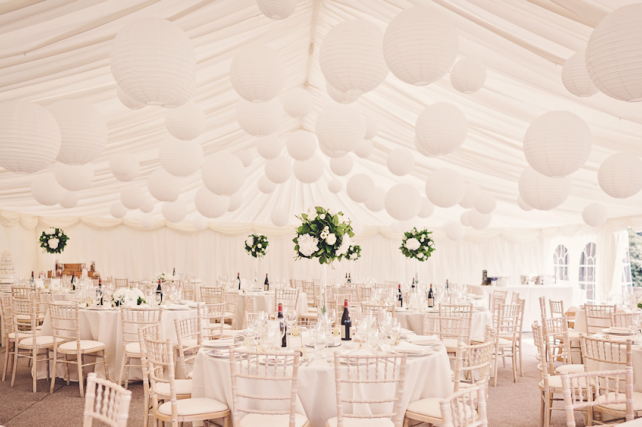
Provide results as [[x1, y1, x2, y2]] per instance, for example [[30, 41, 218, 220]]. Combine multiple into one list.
[[319, 214, 326, 220], [337, 235, 351, 256], [326, 234, 337, 245], [417, 253, 424, 259], [405, 238, 420, 251], [420, 237, 424, 242], [257, 244, 262, 248], [49, 238, 59, 249], [298, 234, 319, 257], [350, 252, 358, 260], [245, 237, 254, 247]]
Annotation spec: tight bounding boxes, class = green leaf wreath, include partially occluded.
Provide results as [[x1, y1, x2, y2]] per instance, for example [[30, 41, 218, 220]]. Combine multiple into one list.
[[245, 234, 269, 258], [39, 228, 69, 254], [345, 244, 362, 261], [400, 227, 435, 262], [293, 207, 355, 265]]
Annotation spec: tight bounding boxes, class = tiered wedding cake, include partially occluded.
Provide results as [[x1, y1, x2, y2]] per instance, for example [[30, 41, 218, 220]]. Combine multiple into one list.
[[0, 250, 16, 281]]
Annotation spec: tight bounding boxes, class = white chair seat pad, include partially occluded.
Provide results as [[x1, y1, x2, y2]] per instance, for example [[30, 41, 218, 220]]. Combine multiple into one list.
[[470, 336, 485, 343], [9, 331, 39, 340], [156, 379, 192, 397], [158, 397, 227, 416], [125, 342, 140, 354], [407, 397, 477, 420], [596, 391, 642, 411], [541, 375, 586, 390], [442, 338, 460, 350], [326, 417, 392, 427], [59, 340, 105, 351], [497, 337, 513, 347], [240, 413, 309, 427], [186, 371, 193, 379], [19, 335, 54, 347], [222, 323, 233, 330], [554, 364, 584, 374]]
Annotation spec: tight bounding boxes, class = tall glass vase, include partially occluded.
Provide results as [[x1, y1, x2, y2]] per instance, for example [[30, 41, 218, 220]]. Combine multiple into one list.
[[255, 257, 260, 291]]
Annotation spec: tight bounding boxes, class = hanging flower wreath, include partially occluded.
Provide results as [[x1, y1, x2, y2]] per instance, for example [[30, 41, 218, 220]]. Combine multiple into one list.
[[245, 234, 269, 258], [400, 227, 435, 262], [345, 244, 362, 261], [39, 228, 69, 254]]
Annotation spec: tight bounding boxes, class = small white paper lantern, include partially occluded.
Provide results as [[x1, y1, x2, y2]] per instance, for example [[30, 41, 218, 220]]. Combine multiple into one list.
[[110, 17, 196, 107], [159, 137, 204, 177], [202, 153, 245, 196], [265, 157, 292, 184], [414, 135, 434, 158], [354, 139, 373, 159], [582, 203, 608, 227], [385, 184, 421, 221], [257, 0, 297, 19], [162, 200, 187, 223], [256, 135, 283, 160], [320, 19, 388, 96], [237, 98, 283, 136], [518, 166, 571, 210], [286, 130, 316, 161], [416, 103, 468, 157], [517, 196, 533, 212], [444, 221, 465, 241], [417, 197, 435, 218], [347, 174, 375, 203], [140, 198, 155, 214], [460, 211, 470, 227], [425, 169, 465, 208], [0, 100, 61, 174], [31, 174, 64, 206], [282, 87, 312, 118], [54, 163, 93, 191], [228, 192, 243, 212], [230, 44, 285, 103], [49, 99, 108, 165], [236, 150, 254, 167], [141, 215, 154, 229], [60, 192, 78, 209], [120, 185, 144, 210], [110, 201, 128, 219], [193, 217, 208, 231], [330, 155, 353, 176], [459, 182, 480, 209], [148, 168, 182, 202], [294, 157, 323, 184], [258, 175, 277, 194], [450, 58, 486, 94], [328, 179, 343, 194], [195, 187, 230, 218], [271, 208, 288, 227], [386, 148, 414, 176], [316, 104, 366, 158], [468, 209, 492, 230], [165, 100, 205, 141], [597, 153, 642, 199], [383, 5, 458, 86], [326, 81, 360, 104], [364, 116, 378, 140], [585, 4, 642, 102], [523, 111, 592, 178], [116, 86, 145, 110], [365, 186, 386, 212], [110, 154, 140, 182], [474, 191, 497, 214], [562, 51, 599, 97]]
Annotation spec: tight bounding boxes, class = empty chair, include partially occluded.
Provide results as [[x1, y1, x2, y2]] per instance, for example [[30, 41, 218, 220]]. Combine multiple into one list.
[[438, 384, 488, 427], [542, 317, 583, 375], [611, 312, 641, 329], [491, 303, 521, 386], [275, 288, 299, 313], [584, 304, 616, 334], [174, 314, 202, 381], [539, 296, 547, 321], [201, 302, 227, 340], [118, 306, 162, 389], [181, 281, 196, 301], [138, 324, 162, 427], [200, 286, 224, 304], [114, 278, 129, 288], [223, 291, 239, 327], [549, 299, 564, 318], [357, 285, 372, 302], [82, 372, 132, 427]]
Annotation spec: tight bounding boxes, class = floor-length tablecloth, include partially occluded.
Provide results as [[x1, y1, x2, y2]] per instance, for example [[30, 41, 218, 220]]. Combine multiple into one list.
[[394, 308, 492, 340]]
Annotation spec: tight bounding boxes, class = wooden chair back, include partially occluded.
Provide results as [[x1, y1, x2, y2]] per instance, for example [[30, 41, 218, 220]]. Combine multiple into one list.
[[174, 311, 202, 374], [83, 372, 132, 427], [439, 304, 473, 344], [120, 307, 163, 348], [585, 304, 616, 334], [302, 281, 316, 305], [539, 296, 547, 320], [453, 332, 495, 392], [181, 281, 196, 301], [275, 288, 299, 313], [49, 302, 82, 348], [201, 303, 226, 340], [11, 298, 37, 339], [581, 335, 632, 369], [200, 286, 224, 304], [542, 316, 573, 372], [224, 291, 239, 316], [11, 286, 33, 299], [357, 285, 372, 302], [142, 336, 179, 420], [0, 295, 14, 337], [549, 300, 564, 318], [440, 384, 488, 427], [492, 303, 521, 340], [611, 312, 640, 329], [361, 302, 394, 317], [114, 279, 129, 288], [488, 292, 506, 312], [510, 292, 520, 304]]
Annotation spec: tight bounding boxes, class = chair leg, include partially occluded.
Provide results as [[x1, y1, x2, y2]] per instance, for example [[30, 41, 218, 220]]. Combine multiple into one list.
[[118, 352, 127, 387], [32, 347, 37, 393], [143, 391, 150, 427], [46, 349, 50, 381], [544, 391, 551, 427], [539, 392, 544, 427], [50, 349, 58, 393], [102, 350, 110, 381], [512, 346, 517, 383], [77, 353, 84, 398], [11, 346, 19, 387], [519, 342, 524, 377], [64, 353, 70, 385], [493, 350, 498, 387], [124, 357, 130, 390], [2, 341, 11, 381]]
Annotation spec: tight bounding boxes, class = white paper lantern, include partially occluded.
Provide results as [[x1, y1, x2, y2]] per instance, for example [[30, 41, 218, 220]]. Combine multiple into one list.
[[236, 150, 254, 167], [256, 135, 283, 160], [414, 135, 434, 158], [468, 209, 492, 230], [517, 196, 533, 212], [518, 166, 571, 210], [347, 174, 375, 203], [585, 4, 642, 102], [597, 153, 642, 199], [162, 200, 187, 223], [60, 192, 78, 209], [120, 185, 144, 210], [365, 186, 385, 212], [460, 211, 470, 227], [354, 139, 373, 159], [258, 175, 277, 194], [49, 99, 107, 165], [384, 184, 421, 221], [328, 179, 343, 194], [159, 137, 204, 177], [523, 111, 592, 178], [286, 130, 316, 161], [282, 87, 312, 118], [257, 0, 297, 19], [417, 197, 435, 219], [110, 17, 196, 107], [459, 182, 480, 209], [54, 163, 93, 191], [193, 217, 208, 231], [202, 153, 245, 196], [294, 157, 323, 184], [165, 100, 205, 141], [383, 5, 458, 86], [320, 19, 388, 96], [237, 98, 282, 136], [474, 191, 497, 214], [271, 208, 288, 227], [116, 86, 145, 110], [364, 116, 378, 140], [562, 51, 599, 97], [425, 169, 465, 208], [141, 215, 154, 229], [110, 154, 140, 182], [316, 104, 366, 158], [386, 148, 414, 177], [110, 201, 128, 219], [0, 101, 61, 174], [444, 221, 465, 241], [230, 44, 285, 103], [265, 157, 292, 184], [140, 198, 155, 214], [416, 103, 468, 157], [195, 187, 230, 218], [582, 203, 608, 227], [450, 58, 486, 94], [228, 192, 243, 212], [31, 174, 64, 206], [326, 81, 360, 104], [148, 168, 182, 202], [330, 155, 353, 176]]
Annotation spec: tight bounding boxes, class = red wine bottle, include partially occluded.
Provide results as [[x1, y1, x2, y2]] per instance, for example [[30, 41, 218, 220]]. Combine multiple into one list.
[[98, 279, 103, 306], [156, 279, 163, 304], [264, 274, 269, 291], [341, 299, 351, 341], [398, 284, 403, 308], [278, 303, 287, 347], [71, 272, 75, 290], [428, 284, 434, 308]]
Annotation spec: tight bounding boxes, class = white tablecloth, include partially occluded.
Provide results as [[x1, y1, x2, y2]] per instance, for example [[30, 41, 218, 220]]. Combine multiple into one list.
[[394, 308, 492, 340], [233, 290, 308, 329]]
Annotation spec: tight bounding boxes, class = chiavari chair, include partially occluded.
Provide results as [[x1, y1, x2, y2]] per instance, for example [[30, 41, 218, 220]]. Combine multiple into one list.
[[174, 311, 202, 384], [0, 295, 28, 381], [491, 303, 520, 386], [357, 284, 372, 302], [513, 298, 526, 377], [611, 312, 641, 329], [438, 384, 488, 427], [361, 302, 394, 318], [275, 288, 299, 313], [430, 316, 465, 360], [539, 296, 548, 321], [114, 278, 129, 288], [82, 372, 132, 427], [439, 303, 473, 345], [11, 286, 35, 299], [585, 304, 617, 335], [510, 292, 520, 304], [200, 285, 224, 304], [138, 324, 161, 427], [223, 291, 239, 327], [201, 302, 227, 340], [181, 281, 196, 301], [542, 316, 584, 375], [549, 299, 564, 318], [302, 281, 316, 309], [118, 306, 162, 389], [488, 291, 506, 312]]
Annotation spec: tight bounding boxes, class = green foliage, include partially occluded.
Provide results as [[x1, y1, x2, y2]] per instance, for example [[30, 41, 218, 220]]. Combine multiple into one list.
[[293, 206, 356, 265], [245, 234, 269, 258], [399, 227, 435, 262], [39, 227, 69, 254], [628, 228, 642, 287]]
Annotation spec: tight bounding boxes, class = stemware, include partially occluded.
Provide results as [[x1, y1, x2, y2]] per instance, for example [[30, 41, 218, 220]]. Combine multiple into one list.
[[313, 325, 328, 359]]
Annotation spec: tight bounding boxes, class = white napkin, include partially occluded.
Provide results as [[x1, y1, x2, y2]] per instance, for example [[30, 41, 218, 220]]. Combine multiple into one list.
[[395, 341, 429, 355], [211, 337, 236, 346], [341, 348, 372, 357], [406, 334, 438, 345], [609, 327, 633, 333]]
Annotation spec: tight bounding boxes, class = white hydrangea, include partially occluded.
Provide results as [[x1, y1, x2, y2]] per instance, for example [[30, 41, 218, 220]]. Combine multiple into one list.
[[405, 238, 420, 251], [298, 234, 319, 257], [337, 235, 351, 256]]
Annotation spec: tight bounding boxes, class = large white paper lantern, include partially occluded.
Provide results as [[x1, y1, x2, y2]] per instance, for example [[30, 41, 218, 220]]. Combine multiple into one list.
[[148, 168, 182, 202], [459, 182, 480, 209], [414, 135, 434, 158], [326, 81, 360, 104], [165, 100, 205, 141], [354, 139, 373, 159], [202, 153, 245, 196], [562, 51, 599, 97], [294, 157, 323, 184], [468, 209, 492, 230], [141, 215, 154, 229], [31, 174, 65, 206], [416, 103, 468, 157], [195, 187, 229, 218], [59, 191, 78, 209], [282, 87, 312, 118], [585, 4, 642, 102], [364, 116, 378, 140], [460, 211, 470, 227], [517, 196, 533, 212], [162, 200, 187, 223], [54, 163, 93, 191], [228, 192, 243, 212], [110, 201, 128, 219], [523, 111, 592, 178], [286, 130, 316, 161], [140, 198, 155, 214], [582, 203, 608, 227], [0, 101, 61, 174], [383, 5, 458, 86], [425, 169, 465, 208], [417, 197, 435, 219], [256, 135, 283, 160], [328, 179, 343, 194], [271, 208, 288, 227], [110, 154, 140, 182], [258, 175, 277, 194], [120, 185, 144, 210], [387, 148, 414, 176], [330, 155, 353, 176], [257, 0, 297, 19], [316, 104, 366, 158], [444, 221, 465, 241], [237, 98, 282, 136], [265, 157, 292, 184], [450, 58, 486, 94], [236, 150, 254, 167], [347, 174, 375, 203], [597, 153, 642, 199], [49, 99, 107, 165], [110, 17, 196, 107], [385, 184, 421, 221], [193, 217, 208, 231], [518, 166, 571, 210], [365, 187, 385, 212], [116, 86, 145, 110], [320, 19, 388, 96], [474, 191, 497, 214], [159, 137, 204, 177], [230, 44, 285, 103]]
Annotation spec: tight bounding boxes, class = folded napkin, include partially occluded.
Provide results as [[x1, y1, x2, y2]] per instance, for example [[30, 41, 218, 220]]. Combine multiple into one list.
[[609, 327, 633, 333], [212, 337, 236, 346], [395, 341, 430, 355], [401, 328, 413, 335], [340, 348, 372, 357], [406, 334, 438, 345]]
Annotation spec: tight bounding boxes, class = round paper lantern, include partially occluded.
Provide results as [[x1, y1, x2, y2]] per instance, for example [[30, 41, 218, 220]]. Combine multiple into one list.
[[383, 5, 458, 86], [237, 98, 282, 136], [364, 116, 378, 140], [316, 104, 366, 158], [140, 198, 155, 214], [523, 111, 592, 178], [320, 19, 388, 96], [60, 192, 78, 209], [31, 174, 65, 206], [120, 185, 144, 210], [54, 163, 93, 191], [294, 157, 323, 184], [195, 187, 230, 218], [116, 86, 145, 110], [328, 179, 343, 194], [228, 192, 243, 212], [159, 137, 204, 177], [258, 175, 277, 194], [148, 168, 182, 202], [585, 4, 642, 101], [417, 197, 435, 218], [387, 148, 414, 176], [365, 186, 385, 212], [562, 51, 599, 97], [468, 209, 492, 230], [236, 150, 254, 167], [414, 135, 434, 158], [518, 166, 571, 210], [326, 81, 360, 104], [583, 203, 608, 227], [460, 211, 470, 227], [0, 101, 61, 174], [271, 208, 288, 227], [385, 184, 421, 221], [425, 169, 465, 208], [165, 100, 205, 141], [202, 153, 245, 195], [450, 58, 486, 94], [162, 200, 187, 223], [110, 201, 128, 219], [444, 221, 465, 241], [257, 0, 297, 19], [347, 174, 375, 203], [49, 100, 107, 165], [474, 191, 497, 214], [282, 87, 312, 118], [230, 44, 285, 103], [256, 135, 283, 160], [597, 153, 642, 199], [110, 17, 195, 107], [110, 154, 140, 182], [193, 217, 208, 231], [286, 130, 316, 161], [330, 155, 353, 176], [354, 139, 373, 159], [141, 215, 154, 229], [459, 182, 480, 209], [416, 103, 467, 157], [265, 157, 292, 184]]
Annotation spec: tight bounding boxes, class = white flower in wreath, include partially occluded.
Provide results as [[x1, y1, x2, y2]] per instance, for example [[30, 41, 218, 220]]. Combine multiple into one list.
[[417, 253, 424, 259], [298, 234, 319, 257], [337, 235, 351, 256], [319, 214, 326, 220], [405, 238, 420, 251], [326, 233, 337, 245], [49, 238, 59, 249], [308, 212, 317, 221], [257, 244, 262, 249], [245, 236, 254, 247], [350, 252, 358, 260], [420, 237, 425, 243]]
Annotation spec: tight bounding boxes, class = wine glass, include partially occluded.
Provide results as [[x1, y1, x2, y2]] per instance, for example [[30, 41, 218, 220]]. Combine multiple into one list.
[[284, 308, 298, 348], [313, 325, 327, 359]]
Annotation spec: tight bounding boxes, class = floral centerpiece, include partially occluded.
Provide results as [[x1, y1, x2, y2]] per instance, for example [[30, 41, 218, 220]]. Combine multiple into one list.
[[345, 244, 362, 261], [157, 272, 177, 282], [400, 227, 435, 262], [111, 287, 146, 307], [245, 234, 268, 258], [294, 207, 355, 265], [39, 228, 69, 254]]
